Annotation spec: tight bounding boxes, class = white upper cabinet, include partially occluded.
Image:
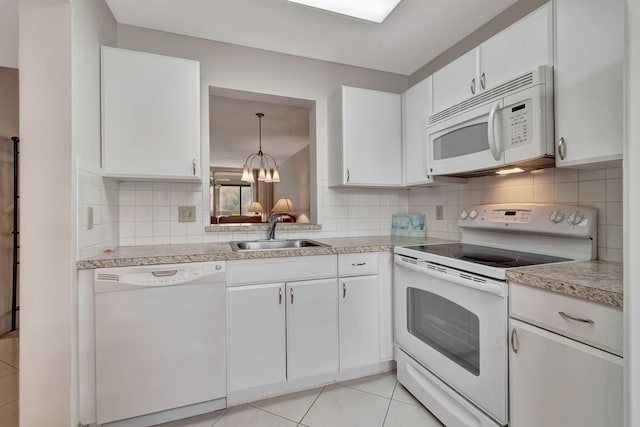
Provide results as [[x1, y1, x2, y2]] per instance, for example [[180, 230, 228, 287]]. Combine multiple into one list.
[[403, 77, 433, 186], [479, 3, 552, 92], [432, 50, 478, 114], [554, 0, 624, 167], [101, 47, 202, 181], [328, 86, 402, 187], [432, 3, 552, 114]]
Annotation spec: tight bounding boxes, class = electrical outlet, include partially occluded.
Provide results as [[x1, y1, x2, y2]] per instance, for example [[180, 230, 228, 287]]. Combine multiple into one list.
[[178, 206, 196, 223], [87, 206, 94, 230], [435, 205, 444, 220]]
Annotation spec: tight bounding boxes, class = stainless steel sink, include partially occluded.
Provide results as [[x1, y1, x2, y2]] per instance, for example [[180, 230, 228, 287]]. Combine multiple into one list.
[[230, 239, 330, 251]]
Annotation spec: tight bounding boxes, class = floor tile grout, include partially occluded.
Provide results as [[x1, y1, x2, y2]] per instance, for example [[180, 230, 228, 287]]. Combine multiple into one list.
[[298, 385, 325, 425], [248, 403, 304, 425], [380, 381, 398, 427]]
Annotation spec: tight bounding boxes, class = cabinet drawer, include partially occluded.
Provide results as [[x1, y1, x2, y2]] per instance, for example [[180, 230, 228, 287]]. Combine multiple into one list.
[[510, 283, 622, 356], [338, 253, 379, 277]]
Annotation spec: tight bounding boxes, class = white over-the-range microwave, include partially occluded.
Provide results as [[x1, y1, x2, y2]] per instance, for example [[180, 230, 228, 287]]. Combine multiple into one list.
[[427, 65, 555, 177]]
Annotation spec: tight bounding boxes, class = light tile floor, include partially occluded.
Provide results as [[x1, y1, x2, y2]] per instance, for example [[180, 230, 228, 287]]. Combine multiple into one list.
[[155, 371, 444, 427], [0, 338, 443, 427], [0, 332, 19, 427]]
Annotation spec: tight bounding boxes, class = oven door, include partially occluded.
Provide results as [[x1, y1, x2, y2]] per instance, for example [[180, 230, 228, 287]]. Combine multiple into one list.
[[394, 255, 508, 424], [428, 100, 505, 176]]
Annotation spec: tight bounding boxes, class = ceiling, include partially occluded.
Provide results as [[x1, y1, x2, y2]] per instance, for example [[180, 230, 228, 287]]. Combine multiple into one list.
[[104, 0, 518, 75], [210, 96, 310, 168]]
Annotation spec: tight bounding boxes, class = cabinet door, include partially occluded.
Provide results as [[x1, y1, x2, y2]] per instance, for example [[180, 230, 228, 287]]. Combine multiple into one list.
[[403, 77, 434, 186], [432, 49, 478, 113], [479, 3, 552, 91], [101, 47, 201, 181], [554, 0, 624, 167], [339, 275, 380, 371], [286, 278, 339, 381], [227, 283, 286, 392], [341, 87, 402, 186], [509, 319, 623, 427]]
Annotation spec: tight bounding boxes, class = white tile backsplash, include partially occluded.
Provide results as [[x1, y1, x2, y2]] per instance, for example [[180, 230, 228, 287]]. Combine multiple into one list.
[[78, 165, 623, 263], [77, 168, 120, 259], [408, 167, 624, 262]]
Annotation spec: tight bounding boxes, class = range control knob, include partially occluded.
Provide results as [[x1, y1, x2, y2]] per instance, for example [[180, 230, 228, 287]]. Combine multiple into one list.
[[460, 210, 469, 220], [549, 210, 565, 224], [469, 209, 479, 220], [568, 212, 584, 225]]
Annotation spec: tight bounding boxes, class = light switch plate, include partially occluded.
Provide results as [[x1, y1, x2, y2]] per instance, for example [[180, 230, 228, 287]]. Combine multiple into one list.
[[178, 206, 196, 223]]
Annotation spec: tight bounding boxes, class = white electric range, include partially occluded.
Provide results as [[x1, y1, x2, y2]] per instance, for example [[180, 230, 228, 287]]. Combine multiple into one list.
[[394, 203, 597, 427]]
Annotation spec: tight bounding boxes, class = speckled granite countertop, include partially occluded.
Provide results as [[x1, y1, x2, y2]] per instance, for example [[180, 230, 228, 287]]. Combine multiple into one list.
[[76, 236, 449, 269], [506, 260, 623, 308]]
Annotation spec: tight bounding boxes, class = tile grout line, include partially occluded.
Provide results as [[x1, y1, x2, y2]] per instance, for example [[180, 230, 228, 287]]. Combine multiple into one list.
[[380, 381, 398, 427], [247, 403, 303, 425], [298, 385, 325, 426], [209, 408, 230, 426]]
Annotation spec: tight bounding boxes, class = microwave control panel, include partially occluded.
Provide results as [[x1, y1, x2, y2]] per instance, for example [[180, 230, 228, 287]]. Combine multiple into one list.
[[506, 99, 532, 147]]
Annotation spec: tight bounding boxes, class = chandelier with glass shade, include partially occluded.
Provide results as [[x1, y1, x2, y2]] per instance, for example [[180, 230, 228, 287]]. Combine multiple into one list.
[[241, 113, 280, 183]]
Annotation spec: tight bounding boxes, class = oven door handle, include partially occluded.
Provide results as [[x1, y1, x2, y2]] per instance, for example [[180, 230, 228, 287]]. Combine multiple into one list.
[[396, 260, 506, 297]]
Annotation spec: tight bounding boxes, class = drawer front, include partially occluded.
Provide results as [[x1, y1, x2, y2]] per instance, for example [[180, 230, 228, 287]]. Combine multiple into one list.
[[510, 282, 623, 356], [338, 253, 379, 277], [228, 255, 337, 286]]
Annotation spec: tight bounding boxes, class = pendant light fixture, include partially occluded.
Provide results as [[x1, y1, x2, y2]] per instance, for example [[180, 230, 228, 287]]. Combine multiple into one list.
[[241, 113, 280, 183]]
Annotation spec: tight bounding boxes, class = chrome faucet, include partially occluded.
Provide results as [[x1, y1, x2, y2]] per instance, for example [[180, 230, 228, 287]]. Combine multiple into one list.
[[267, 213, 283, 240]]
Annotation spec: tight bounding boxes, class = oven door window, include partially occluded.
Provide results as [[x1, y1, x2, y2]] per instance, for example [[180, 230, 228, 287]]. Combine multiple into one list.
[[407, 287, 480, 376]]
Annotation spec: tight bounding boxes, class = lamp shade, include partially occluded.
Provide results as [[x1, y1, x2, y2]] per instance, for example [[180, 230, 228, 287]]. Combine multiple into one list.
[[272, 198, 297, 213], [248, 202, 265, 214]]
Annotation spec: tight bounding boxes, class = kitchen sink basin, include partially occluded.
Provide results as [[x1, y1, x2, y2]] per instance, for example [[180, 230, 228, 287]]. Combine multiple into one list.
[[230, 239, 330, 251]]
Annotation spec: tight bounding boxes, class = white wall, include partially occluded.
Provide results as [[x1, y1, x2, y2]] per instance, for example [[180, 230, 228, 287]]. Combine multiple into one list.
[[114, 25, 409, 245], [274, 145, 311, 221], [18, 1, 73, 425], [624, 0, 640, 424], [20, 0, 116, 425], [0, 0, 18, 69], [409, 167, 623, 262]]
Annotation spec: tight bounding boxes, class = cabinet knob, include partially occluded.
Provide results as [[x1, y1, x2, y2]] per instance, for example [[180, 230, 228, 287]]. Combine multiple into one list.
[[470, 78, 476, 95], [557, 137, 566, 160]]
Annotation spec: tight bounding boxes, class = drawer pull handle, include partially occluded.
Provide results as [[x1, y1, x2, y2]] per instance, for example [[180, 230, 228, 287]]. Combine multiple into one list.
[[352, 262, 366, 266], [558, 311, 595, 325], [278, 288, 282, 305], [343, 283, 347, 299], [290, 288, 294, 304], [511, 328, 519, 354], [151, 270, 178, 277]]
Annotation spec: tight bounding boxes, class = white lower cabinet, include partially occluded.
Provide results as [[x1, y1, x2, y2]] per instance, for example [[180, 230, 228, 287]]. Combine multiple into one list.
[[509, 283, 623, 427], [509, 319, 623, 427], [227, 283, 287, 392], [227, 254, 392, 404], [287, 278, 339, 380], [227, 278, 338, 393], [339, 275, 380, 371]]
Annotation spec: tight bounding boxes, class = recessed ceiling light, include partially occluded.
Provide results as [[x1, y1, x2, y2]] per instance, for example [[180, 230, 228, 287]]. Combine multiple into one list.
[[285, 0, 403, 23]]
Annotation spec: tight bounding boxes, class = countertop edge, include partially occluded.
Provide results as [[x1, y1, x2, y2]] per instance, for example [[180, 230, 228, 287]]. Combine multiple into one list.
[[506, 264, 623, 308]]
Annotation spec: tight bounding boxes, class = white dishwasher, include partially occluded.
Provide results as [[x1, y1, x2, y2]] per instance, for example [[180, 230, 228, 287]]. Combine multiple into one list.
[[94, 261, 226, 426]]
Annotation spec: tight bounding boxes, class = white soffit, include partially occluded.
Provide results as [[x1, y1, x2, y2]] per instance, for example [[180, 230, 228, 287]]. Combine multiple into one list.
[[105, 0, 518, 75], [285, 0, 403, 23]]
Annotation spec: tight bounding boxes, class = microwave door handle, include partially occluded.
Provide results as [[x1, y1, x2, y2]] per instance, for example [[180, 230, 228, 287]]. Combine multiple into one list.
[[488, 101, 502, 161]]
